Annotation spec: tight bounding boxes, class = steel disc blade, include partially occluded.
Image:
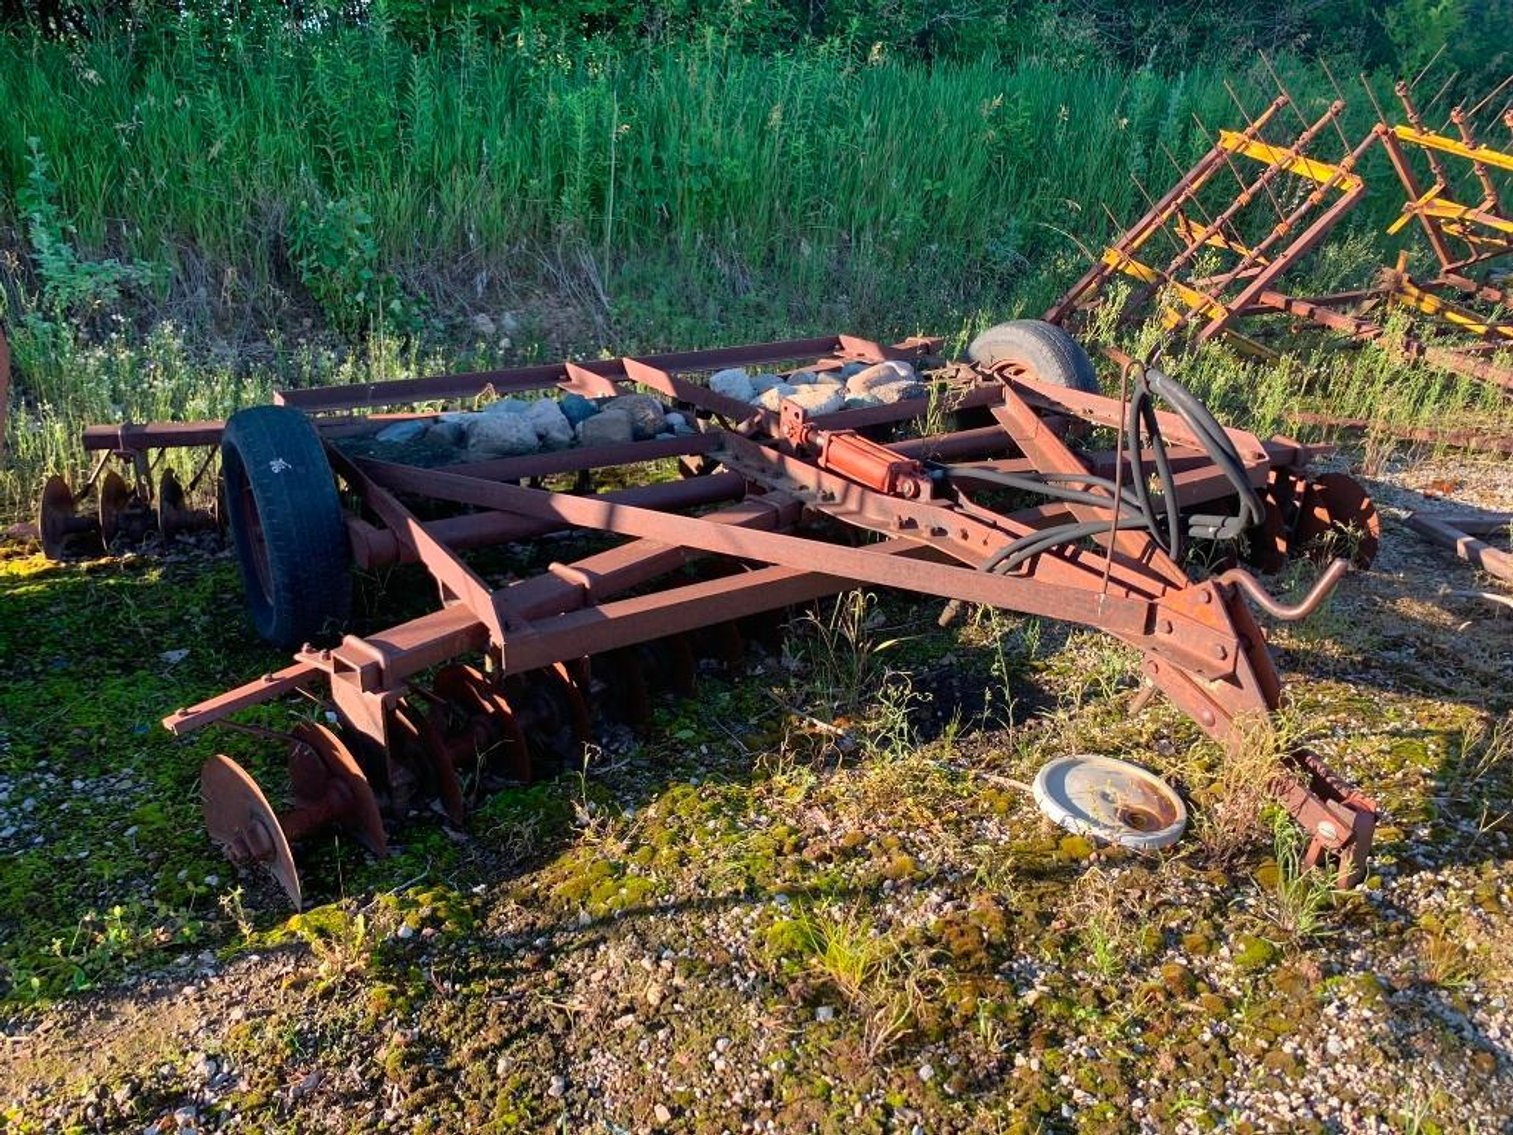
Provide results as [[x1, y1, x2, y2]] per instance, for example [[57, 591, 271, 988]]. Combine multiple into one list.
[[292, 721, 388, 857], [434, 664, 532, 782], [157, 468, 193, 539], [393, 698, 466, 825], [1307, 472, 1380, 569], [98, 471, 130, 546], [200, 753, 302, 909], [38, 475, 101, 560]]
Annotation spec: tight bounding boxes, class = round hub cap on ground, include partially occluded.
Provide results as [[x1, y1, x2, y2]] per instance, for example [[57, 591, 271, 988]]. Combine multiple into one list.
[[1032, 754, 1187, 850]]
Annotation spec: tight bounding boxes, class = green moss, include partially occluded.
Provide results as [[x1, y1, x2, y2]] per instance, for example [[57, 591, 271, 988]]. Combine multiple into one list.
[[1231, 934, 1279, 972], [1160, 963, 1196, 999], [1058, 834, 1097, 860]]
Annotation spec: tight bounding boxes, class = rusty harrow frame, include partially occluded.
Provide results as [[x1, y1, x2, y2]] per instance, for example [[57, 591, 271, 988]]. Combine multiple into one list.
[[1049, 72, 1513, 394], [41, 327, 1381, 905]]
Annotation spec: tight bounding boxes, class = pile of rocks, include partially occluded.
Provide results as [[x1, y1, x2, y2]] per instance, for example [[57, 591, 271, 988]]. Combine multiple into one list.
[[708, 359, 925, 416], [370, 392, 695, 461], [364, 359, 924, 465]]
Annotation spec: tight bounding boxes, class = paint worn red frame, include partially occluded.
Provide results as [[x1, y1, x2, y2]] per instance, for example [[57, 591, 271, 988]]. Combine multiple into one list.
[[153, 334, 1377, 884]]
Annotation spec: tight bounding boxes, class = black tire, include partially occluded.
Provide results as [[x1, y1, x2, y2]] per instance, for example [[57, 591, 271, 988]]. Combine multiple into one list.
[[966, 320, 1101, 394], [221, 405, 351, 648]]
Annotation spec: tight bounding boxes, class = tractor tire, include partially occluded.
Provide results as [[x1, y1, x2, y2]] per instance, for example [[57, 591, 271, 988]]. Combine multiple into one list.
[[221, 405, 351, 649], [966, 320, 1101, 394]]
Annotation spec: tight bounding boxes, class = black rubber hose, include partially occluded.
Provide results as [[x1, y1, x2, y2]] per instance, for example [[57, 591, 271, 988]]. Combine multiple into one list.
[[981, 516, 1148, 574], [1126, 381, 1180, 559], [958, 362, 1262, 573], [944, 468, 1143, 513], [1146, 368, 1264, 526], [1139, 393, 1183, 560]]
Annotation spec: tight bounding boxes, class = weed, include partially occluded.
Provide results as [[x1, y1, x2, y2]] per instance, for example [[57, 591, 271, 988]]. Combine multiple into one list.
[[17, 138, 161, 316], [1445, 713, 1513, 796], [284, 903, 382, 989], [1413, 912, 1485, 990], [1067, 865, 1143, 978], [785, 591, 921, 762], [760, 901, 939, 1059], [967, 605, 1027, 728], [288, 194, 423, 338], [1256, 807, 1334, 942], [1185, 712, 1295, 866], [219, 886, 255, 942]]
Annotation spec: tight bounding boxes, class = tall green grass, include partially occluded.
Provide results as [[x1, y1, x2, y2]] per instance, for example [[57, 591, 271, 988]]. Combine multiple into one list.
[[0, 26, 1380, 311]]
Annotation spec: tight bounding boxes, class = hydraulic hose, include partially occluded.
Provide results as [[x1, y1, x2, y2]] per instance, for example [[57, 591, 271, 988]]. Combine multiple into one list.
[[948, 357, 1267, 573]]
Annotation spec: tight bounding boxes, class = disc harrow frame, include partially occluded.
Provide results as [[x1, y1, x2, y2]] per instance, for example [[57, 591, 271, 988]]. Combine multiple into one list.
[[34, 329, 1377, 905]]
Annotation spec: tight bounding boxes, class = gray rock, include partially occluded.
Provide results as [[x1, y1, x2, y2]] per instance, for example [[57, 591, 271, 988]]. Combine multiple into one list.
[[559, 393, 599, 426], [425, 418, 467, 446], [607, 394, 666, 440], [750, 372, 790, 395], [709, 367, 754, 402], [844, 395, 881, 410], [753, 384, 798, 410], [840, 361, 870, 378], [846, 360, 918, 396], [483, 397, 530, 415], [466, 412, 539, 458], [470, 313, 496, 336], [868, 379, 927, 404], [578, 410, 635, 447], [664, 411, 694, 435], [525, 398, 574, 450], [375, 419, 428, 444], [807, 370, 845, 386], [783, 385, 846, 415]]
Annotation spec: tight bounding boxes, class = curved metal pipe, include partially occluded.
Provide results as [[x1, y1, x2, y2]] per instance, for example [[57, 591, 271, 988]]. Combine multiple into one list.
[[1216, 557, 1350, 621]]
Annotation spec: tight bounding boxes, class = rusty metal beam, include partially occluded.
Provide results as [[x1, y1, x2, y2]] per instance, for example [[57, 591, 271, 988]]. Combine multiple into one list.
[[1406, 512, 1513, 585]]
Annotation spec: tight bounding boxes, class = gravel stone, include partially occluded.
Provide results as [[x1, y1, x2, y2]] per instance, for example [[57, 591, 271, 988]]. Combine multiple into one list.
[[375, 419, 428, 444], [867, 379, 927, 404], [781, 384, 846, 415], [753, 384, 798, 410], [559, 393, 599, 425], [607, 394, 667, 440]]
